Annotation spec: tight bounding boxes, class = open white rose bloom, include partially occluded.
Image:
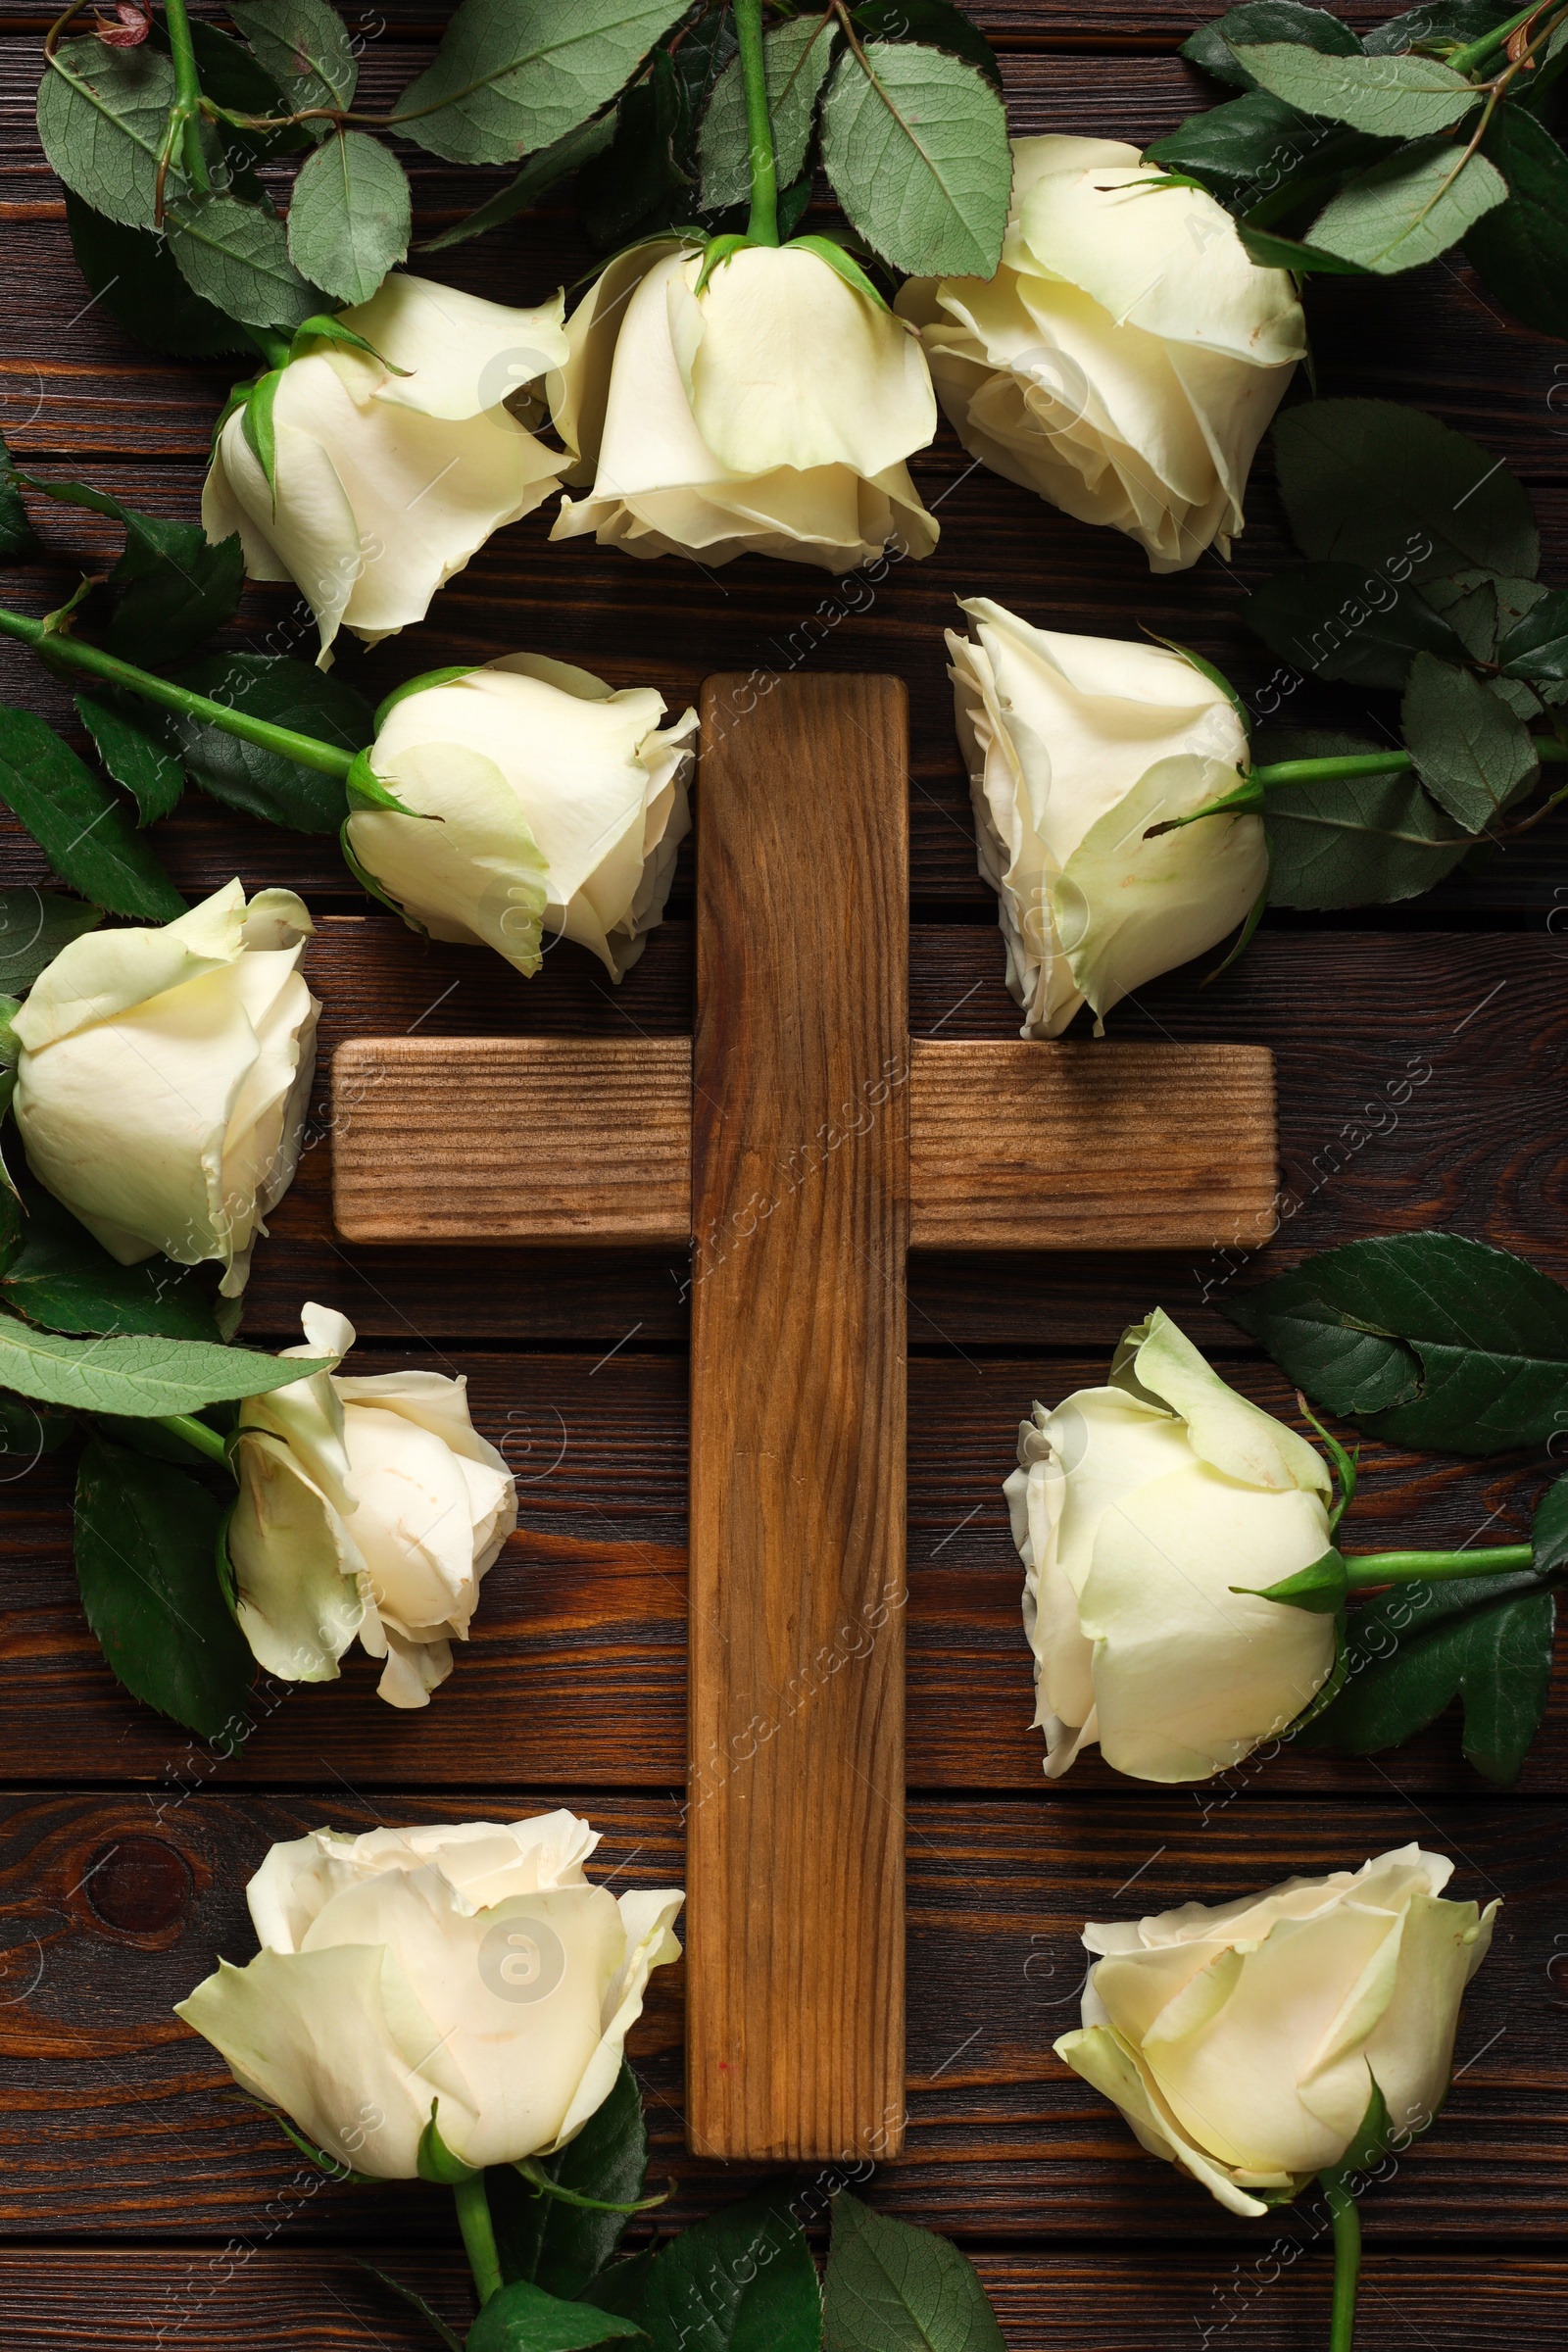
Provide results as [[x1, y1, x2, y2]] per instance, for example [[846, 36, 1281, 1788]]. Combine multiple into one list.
[[348, 655, 696, 982], [177, 1811, 684, 2177], [1006, 1308, 1338, 1782], [1055, 1845, 1497, 2216], [549, 239, 939, 570], [229, 1303, 516, 1708], [203, 273, 570, 663], [898, 136, 1305, 570], [11, 880, 318, 1298], [951, 598, 1266, 1035]]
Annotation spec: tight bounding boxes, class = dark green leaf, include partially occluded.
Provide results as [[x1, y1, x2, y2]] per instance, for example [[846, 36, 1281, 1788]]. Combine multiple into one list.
[[469, 2279, 646, 2352], [166, 190, 320, 331], [0, 887, 100, 994], [580, 2193, 821, 2352], [74, 691, 184, 824], [854, 0, 1003, 89], [492, 2063, 648, 2297], [1183, 1, 1362, 91], [2, 1182, 223, 1341], [1401, 650, 1540, 827], [1238, 217, 1375, 269], [1226, 1230, 1568, 1452], [819, 40, 1011, 277], [391, 0, 689, 168], [823, 2191, 1005, 2352], [1531, 1473, 1568, 1573], [355, 2261, 465, 2352], [1232, 43, 1478, 137], [699, 17, 838, 211], [580, 50, 689, 250], [1307, 138, 1508, 271], [181, 15, 308, 152], [1362, 0, 1516, 53], [1244, 561, 1469, 689], [74, 1436, 255, 1739], [229, 0, 359, 121], [0, 428, 39, 560], [0, 1389, 74, 1465], [286, 130, 412, 304], [1272, 399, 1540, 580], [172, 655, 368, 830], [1295, 1569, 1555, 1786], [24, 475, 247, 667], [1146, 90, 1376, 207], [1498, 585, 1568, 681], [63, 190, 248, 360], [37, 37, 189, 230], [421, 115, 615, 252], [1419, 569, 1502, 662], [0, 706, 184, 919], [0, 1312, 325, 1415], [1465, 107, 1568, 339]]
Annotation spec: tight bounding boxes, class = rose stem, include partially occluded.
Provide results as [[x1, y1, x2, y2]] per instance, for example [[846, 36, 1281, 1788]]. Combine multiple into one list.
[[1446, 0, 1552, 75], [734, 0, 780, 246], [163, 0, 213, 193], [155, 1414, 230, 1467], [1343, 1544, 1534, 1586], [1319, 2166, 1361, 2352], [453, 2174, 504, 2308], [0, 609, 359, 780], [1250, 744, 1567, 789]]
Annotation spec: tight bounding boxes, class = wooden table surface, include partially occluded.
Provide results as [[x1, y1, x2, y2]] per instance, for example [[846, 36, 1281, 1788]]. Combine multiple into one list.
[[2, 2, 1566, 2344]]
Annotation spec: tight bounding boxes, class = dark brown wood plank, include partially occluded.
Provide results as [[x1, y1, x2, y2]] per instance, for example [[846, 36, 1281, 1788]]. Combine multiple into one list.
[[687, 674, 908, 2161]]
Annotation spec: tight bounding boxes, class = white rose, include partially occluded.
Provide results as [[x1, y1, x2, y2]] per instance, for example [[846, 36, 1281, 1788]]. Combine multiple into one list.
[[203, 273, 570, 664], [229, 1303, 516, 1709], [348, 653, 696, 983], [1006, 1308, 1337, 1782], [1054, 1844, 1497, 2216], [11, 879, 318, 1298], [898, 136, 1305, 571], [549, 238, 939, 571], [176, 1810, 684, 2178], [950, 597, 1266, 1036]]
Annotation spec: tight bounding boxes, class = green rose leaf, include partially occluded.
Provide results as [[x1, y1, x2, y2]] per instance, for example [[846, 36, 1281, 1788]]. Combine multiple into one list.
[[0, 1310, 325, 1416], [822, 2191, 1006, 2352], [491, 2063, 648, 2298], [1183, 0, 1362, 91], [579, 50, 688, 251], [74, 691, 185, 827], [1231, 44, 1479, 138], [1272, 400, 1540, 580], [1, 1184, 223, 1342], [0, 428, 38, 561], [1400, 651, 1540, 830], [1146, 90, 1356, 204], [172, 655, 370, 832], [229, 0, 360, 122], [37, 37, 191, 231], [1244, 562, 1469, 690], [421, 115, 616, 252], [63, 191, 248, 360], [1465, 103, 1568, 339], [0, 707, 185, 921], [854, 0, 1003, 88], [0, 887, 100, 995], [1306, 138, 1508, 272], [1362, 0, 1518, 52], [74, 1436, 256, 1740], [581, 2192, 821, 2352], [22, 471, 245, 665], [391, 0, 689, 168], [469, 2280, 646, 2352], [1497, 586, 1568, 682], [699, 16, 838, 210], [1226, 1231, 1568, 1453], [1531, 1472, 1568, 1574], [166, 190, 321, 331], [286, 130, 413, 305], [820, 40, 1011, 277], [1295, 1568, 1555, 1787]]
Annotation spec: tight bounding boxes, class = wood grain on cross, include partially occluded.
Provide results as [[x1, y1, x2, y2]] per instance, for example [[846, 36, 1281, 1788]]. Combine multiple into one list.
[[331, 674, 1277, 2163]]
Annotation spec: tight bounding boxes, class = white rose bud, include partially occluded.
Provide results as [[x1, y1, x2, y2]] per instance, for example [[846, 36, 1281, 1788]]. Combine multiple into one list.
[[1006, 1308, 1337, 1783], [176, 1810, 684, 2177], [898, 136, 1306, 571], [203, 273, 570, 664], [11, 879, 318, 1298], [229, 1303, 516, 1709], [1054, 1844, 1497, 2216], [347, 654, 697, 983], [951, 598, 1266, 1036], [549, 239, 939, 571]]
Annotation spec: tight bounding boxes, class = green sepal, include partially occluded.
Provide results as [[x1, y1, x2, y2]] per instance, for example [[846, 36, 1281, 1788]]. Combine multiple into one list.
[[1201, 871, 1269, 987], [216, 1499, 240, 1622], [1145, 772, 1265, 837], [1301, 1397, 1359, 1533], [240, 368, 284, 505], [211, 374, 258, 452], [289, 313, 408, 371], [417, 2101, 480, 2185], [1334, 2078, 1397, 2179], [252, 2099, 380, 2186], [372, 666, 478, 730], [513, 2155, 669, 2217], [339, 820, 418, 921], [695, 230, 754, 292], [785, 232, 892, 309], [345, 746, 437, 819], [1233, 1544, 1348, 1612]]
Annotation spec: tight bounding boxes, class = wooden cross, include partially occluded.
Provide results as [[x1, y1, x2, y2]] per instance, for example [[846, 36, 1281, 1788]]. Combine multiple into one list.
[[331, 674, 1276, 2164]]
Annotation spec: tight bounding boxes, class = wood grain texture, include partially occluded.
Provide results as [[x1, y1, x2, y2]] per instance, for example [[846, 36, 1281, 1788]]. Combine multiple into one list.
[[909, 1039, 1277, 1250], [331, 1036, 692, 1245], [687, 674, 908, 2162]]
